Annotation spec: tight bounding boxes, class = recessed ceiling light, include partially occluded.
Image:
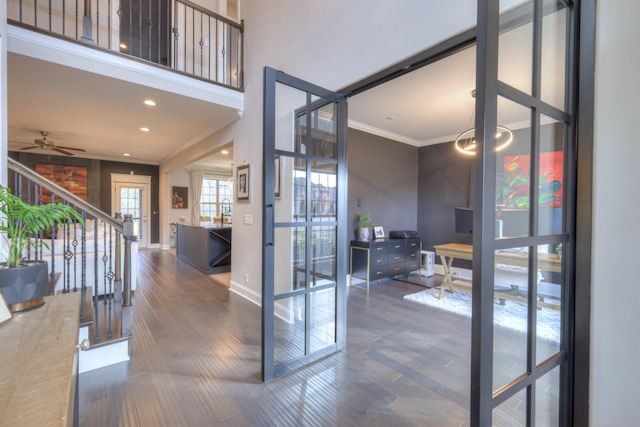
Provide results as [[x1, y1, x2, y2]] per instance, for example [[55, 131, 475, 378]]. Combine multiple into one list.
[[386, 116, 396, 120], [144, 99, 156, 107], [221, 150, 229, 155], [119, 43, 128, 50], [140, 127, 150, 132], [123, 153, 131, 157]]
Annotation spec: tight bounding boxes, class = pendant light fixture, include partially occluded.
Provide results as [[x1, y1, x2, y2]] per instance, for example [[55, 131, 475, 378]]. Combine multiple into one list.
[[454, 90, 513, 155]]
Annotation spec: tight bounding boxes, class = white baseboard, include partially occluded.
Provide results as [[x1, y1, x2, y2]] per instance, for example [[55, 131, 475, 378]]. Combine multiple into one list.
[[229, 281, 294, 323], [230, 280, 261, 307], [78, 337, 130, 373]]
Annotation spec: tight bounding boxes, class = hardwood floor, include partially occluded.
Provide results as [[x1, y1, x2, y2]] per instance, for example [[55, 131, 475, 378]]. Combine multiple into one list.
[[77, 249, 553, 426]]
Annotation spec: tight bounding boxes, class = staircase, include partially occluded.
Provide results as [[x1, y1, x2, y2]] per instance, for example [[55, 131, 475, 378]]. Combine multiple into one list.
[[8, 157, 134, 372]]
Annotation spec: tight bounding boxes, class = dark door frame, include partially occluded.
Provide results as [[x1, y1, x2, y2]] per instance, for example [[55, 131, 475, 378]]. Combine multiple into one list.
[[336, 0, 595, 422]]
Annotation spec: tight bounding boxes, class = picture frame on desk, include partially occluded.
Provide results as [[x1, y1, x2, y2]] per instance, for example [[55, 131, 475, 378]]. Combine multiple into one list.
[[373, 226, 385, 239]]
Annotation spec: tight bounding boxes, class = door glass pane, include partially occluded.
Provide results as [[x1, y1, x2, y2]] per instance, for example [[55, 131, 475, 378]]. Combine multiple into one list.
[[275, 82, 306, 152], [273, 294, 305, 365], [536, 244, 562, 363], [496, 98, 531, 238], [309, 102, 337, 159], [311, 161, 337, 221], [274, 227, 306, 292], [493, 387, 527, 426], [499, 0, 533, 96], [120, 187, 142, 239], [538, 115, 565, 236], [536, 365, 561, 426], [309, 288, 336, 353], [275, 156, 306, 223], [493, 248, 529, 392], [311, 225, 336, 287], [541, 5, 568, 110]]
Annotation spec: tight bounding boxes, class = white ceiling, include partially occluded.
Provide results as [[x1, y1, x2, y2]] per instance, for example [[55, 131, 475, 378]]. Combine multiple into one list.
[[7, 51, 238, 168]]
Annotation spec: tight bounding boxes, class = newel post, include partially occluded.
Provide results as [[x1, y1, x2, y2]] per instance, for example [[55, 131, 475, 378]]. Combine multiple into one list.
[[122, 214, 134, 306]]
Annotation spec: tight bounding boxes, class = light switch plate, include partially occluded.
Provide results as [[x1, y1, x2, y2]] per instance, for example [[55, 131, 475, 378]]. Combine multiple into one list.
[[244, 214, 252, 225]]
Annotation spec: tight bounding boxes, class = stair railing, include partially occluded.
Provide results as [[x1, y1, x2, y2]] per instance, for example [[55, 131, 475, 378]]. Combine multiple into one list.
[[7, 157, 133, 343]]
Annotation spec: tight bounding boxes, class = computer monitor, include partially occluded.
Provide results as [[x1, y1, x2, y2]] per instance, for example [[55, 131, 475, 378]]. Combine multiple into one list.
[[454, 207, 473, 234]]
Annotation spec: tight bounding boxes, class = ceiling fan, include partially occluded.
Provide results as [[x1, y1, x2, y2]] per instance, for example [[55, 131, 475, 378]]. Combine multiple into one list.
[[19, 131, 87, 156]]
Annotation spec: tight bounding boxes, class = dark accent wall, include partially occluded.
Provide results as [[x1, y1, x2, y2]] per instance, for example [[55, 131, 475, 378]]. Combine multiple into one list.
[[347, 128, 418, 243], [10, 151, 102, 209], [418, 142, 474, 269], [8, 152, 160, 244]]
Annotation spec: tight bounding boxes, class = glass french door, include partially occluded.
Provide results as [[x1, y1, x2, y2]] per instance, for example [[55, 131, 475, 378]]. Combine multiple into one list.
[[472, 0, 576, 425], [262, 67, 347, 381], [113, 180, 150, 248]]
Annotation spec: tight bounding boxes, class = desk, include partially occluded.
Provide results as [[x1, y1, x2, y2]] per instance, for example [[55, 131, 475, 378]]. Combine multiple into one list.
[[433, 243, 562, 309]]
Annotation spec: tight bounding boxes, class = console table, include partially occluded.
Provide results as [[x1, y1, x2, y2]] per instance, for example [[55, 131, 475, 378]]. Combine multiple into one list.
[[0, 292, 81, 426], [349, 237, 421, 291]]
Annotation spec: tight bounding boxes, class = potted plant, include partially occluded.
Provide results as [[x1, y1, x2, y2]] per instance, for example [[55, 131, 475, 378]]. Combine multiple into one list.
[[0, 185, 83, 312], [354, 212, 373, 241]]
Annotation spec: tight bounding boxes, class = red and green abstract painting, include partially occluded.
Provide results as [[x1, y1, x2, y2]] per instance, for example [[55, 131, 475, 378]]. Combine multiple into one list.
[[498, 151, 563, 208]]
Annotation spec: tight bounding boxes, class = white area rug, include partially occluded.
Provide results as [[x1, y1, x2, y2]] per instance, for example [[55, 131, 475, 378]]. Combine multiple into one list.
[[404, 287, 560, 342]]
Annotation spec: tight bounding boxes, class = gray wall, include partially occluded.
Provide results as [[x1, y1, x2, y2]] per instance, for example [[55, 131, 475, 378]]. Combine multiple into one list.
[[347, 128, 418, 242], [418, 141, 474, 268]]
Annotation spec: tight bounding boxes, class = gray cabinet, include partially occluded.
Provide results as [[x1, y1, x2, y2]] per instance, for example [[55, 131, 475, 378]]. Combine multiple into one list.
[[349, 237, 420, 290], [176, 224, 231, 274]]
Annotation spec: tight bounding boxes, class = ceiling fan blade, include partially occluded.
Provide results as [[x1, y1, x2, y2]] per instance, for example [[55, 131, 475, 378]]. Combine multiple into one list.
[[20, 146, 40, 151], [56, 146, 86, 152], [53, 148, 75, 156]]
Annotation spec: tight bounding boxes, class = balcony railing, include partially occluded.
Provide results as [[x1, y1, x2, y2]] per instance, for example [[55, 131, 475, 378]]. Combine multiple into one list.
[[7, 0, 244, 90]]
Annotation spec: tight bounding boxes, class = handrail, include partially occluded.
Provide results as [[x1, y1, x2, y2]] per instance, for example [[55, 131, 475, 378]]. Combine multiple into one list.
[[174, 0, 242, 29], [8, 157, 122, 230]]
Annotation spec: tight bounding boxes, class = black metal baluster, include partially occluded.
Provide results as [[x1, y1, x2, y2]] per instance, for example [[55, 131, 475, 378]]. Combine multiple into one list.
[[107, 224, 114, 338], [80, 211, 87, 321], [93, 218, 100, 342], [72, 213, 79, 292]]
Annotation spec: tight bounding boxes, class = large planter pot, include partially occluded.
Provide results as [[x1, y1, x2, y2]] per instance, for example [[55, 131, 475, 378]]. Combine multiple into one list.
[[0, 261, 49, 313]]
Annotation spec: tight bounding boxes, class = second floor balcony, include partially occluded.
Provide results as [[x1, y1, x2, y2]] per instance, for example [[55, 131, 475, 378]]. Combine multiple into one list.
[[7, 0, 244, 91]]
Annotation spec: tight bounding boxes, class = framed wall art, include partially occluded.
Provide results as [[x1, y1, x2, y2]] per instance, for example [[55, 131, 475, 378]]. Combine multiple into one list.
[[35, 163, 88, 202], [172, 186, 188, 209], [236, 163, 251, 201]]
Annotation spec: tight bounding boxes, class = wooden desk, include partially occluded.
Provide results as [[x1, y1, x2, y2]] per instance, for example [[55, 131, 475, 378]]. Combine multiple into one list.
[[433, 243, 562, 309], [0, 292, 80, 426]]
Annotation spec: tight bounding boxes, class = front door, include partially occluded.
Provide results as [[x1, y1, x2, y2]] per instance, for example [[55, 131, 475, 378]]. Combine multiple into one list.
[[262, 67, 347, 381], [112, 174, 151, 249]]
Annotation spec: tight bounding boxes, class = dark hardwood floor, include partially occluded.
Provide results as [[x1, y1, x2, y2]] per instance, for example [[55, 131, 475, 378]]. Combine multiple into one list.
[[77, 249, 554, 426]]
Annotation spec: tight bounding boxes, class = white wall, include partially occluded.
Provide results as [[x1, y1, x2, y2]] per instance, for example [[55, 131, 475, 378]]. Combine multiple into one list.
[[167, 168, 192, 226], [591, 0, 640, 424], [230, 0, 477, 302]]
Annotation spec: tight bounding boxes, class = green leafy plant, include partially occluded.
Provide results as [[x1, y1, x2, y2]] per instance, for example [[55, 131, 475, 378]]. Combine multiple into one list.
[[355, 212, 373, 228], [0, 185, 83, 268]]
